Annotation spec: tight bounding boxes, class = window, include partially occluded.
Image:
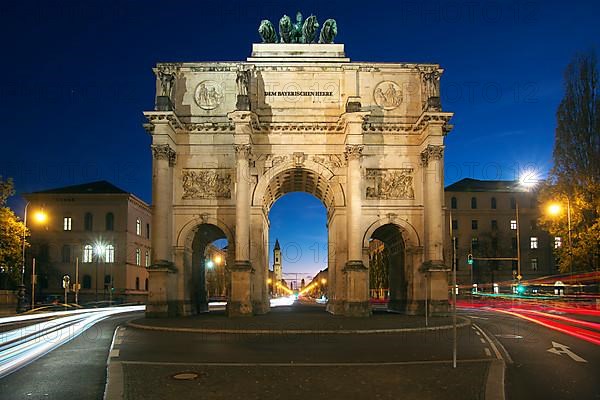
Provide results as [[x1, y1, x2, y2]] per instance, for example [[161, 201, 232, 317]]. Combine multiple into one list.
[[471, 237, 479, 251], [512, 237, 518, 250], [83, 275, 92, 289], [136, 248, 141, 266], [554, 237, 562, 249], [530, 237, 538, 249], [530, 219, 537, 230], [136, 218, 142, 236], [146, 223, 150, 239], [471, 220, 478, 230], [471, 197, 477, 209], [451, 197, 457, 209], [105, 245, 115, 263], [63, 217, 72, 231], [491, 220, 498, 230], [145, 278, 149, 291], [84, 213, 93, 231], [452, 219, 458, 230], [106, 213, 114, 231], [83, 244, 93, 263], [61, 245, 71, 263], [135, 277, 140, 290], [492, 238, 498, 251], [104, 275, 111, 289], [510, 220, 517, 230], [491, 197, 497, 209], [145, 250, 150, 267], [531, 258, 538, 271], [510, 197, 516, 210]]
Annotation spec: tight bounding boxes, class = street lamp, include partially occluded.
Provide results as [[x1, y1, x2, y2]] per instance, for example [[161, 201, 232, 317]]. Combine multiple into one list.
[[94, 243, 106, 302], [547, 199, 573, 276], [515, 170, 540, 284], [18, 203, 47, 312]]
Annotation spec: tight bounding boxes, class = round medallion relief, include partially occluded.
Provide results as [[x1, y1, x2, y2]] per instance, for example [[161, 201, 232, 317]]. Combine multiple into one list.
[[194, 80, 224, 110], [373, 81, 403, 110]]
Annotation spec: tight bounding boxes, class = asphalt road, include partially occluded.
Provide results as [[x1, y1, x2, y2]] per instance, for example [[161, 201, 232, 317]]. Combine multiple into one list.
[[461, 308, 600, 400], [109, 311, 498, 400], [0, 312, 143, 400]]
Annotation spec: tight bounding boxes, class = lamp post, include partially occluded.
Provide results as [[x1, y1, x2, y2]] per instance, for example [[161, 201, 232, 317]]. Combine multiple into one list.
[[547, 197, 573, 277], [94, 243, 106, 303], [18, 203, 47, 313]]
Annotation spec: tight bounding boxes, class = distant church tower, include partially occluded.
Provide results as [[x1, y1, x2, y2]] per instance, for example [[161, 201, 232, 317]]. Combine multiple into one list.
[[273, 239, 282, 293]]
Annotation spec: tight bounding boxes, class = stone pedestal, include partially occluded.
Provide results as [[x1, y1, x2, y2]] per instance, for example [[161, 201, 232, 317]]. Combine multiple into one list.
[[146, 266, 173, 318], [343, 260, 371, 317], [228, 261, 253, 317]]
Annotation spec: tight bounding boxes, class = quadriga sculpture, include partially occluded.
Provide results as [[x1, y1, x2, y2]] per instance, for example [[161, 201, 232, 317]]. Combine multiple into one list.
[[258, 19, 277, 43], [319, 19, 338, 44]]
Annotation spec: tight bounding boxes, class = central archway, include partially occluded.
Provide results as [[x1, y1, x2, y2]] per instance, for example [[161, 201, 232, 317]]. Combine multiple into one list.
[[252, 161, 346, 313]]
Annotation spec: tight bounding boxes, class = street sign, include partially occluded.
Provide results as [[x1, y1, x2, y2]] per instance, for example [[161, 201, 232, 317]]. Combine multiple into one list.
[[62, 275, 70, 290]]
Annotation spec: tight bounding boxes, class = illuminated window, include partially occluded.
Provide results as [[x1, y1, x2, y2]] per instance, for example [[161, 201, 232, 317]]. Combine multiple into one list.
[[136, 218, 142, 236], [136, 248, 141, 266], [554, 237, 562, 249], [145, 250, 150, 267], [63, 217, 72, 231], [530, 237, 538, 249], [510, 220, 517, 230], [105, 245, 115, 263], [83, 244, 93, 263], [531, 258, 538, 271]]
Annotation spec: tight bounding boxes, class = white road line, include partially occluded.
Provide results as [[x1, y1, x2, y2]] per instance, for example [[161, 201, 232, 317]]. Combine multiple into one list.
[[473, 324, 504, 361], [484, 348, 492, 357], [120, 359, 494, 367], [475, 330, 481, 336], [480, 338, 486, 344]]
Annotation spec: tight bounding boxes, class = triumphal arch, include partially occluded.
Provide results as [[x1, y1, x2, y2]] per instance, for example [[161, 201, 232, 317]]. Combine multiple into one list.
[[143, 15, 453, 317]]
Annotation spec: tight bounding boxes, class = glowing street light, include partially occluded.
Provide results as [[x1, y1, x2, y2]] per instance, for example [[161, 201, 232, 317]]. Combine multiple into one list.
[[547, 199, 573, 277], [214, 254, 222, 265], [18, 204, 48, 312], [94, 242, 106, 302], [205, 260, 214, 269]]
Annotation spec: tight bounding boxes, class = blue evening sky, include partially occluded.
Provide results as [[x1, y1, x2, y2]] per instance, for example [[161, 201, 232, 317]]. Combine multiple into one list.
[[1, 0, 599, 276]]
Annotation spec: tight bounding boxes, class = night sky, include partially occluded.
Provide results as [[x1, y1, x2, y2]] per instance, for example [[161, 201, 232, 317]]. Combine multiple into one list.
[[1, 0, 599, 277]]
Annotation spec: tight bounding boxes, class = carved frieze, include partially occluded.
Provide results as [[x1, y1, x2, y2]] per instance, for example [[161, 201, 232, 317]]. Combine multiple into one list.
[[311, 154, 345, 170], [373, 81, 403, 110], [194, 80, 224, 110], [420, 145, 444, 166], [366, 168, 415, 200], [182, 169, 232, 200], [151, 144, 176, 166]]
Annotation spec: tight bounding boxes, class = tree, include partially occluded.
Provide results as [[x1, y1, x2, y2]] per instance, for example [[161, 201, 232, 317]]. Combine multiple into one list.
[[0, 177, 27, 288], [539, 51, 600, 273]]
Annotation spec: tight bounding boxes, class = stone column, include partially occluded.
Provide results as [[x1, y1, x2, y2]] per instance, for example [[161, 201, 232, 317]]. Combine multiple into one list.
[[420, 144, 449, 314], [228, 142, 253, 316], [147, 143, 176, 317], [343, 143, 370, 317]]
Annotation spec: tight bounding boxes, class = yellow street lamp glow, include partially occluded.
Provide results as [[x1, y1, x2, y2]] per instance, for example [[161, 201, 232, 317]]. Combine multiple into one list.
[[214, 254, 222, 265], [547, 203, 562, 216], [321, 278, 327, 285], [267, 278, 272, 284], [33, 210, 47, 223]]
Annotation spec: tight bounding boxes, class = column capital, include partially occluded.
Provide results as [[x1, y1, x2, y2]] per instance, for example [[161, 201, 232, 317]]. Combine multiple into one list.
[[234, 144, 253, 160], [420, 144, 444, 167], [344, 144, 364, 161], [151, 144, 177, 166]]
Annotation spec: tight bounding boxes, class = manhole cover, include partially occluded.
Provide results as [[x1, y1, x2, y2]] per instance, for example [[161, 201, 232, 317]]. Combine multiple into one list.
[[172, 372, 199, 380]]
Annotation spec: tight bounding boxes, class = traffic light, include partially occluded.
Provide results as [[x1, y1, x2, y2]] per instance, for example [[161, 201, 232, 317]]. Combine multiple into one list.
[[467, 254, 473, 265]]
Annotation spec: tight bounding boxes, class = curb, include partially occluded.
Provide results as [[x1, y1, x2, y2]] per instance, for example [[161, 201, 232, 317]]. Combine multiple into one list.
[[104, 326, 125, 400], [484, 359, 506, 400], [126, 316, 471, 334]]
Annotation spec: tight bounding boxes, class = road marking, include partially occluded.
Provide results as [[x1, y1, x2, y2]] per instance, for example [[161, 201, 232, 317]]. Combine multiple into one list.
[[475, 330, 481, 336], [547, 341, 587, 363], [468, 315, 489, 320], [479, 338, 486, 344], [484, 348, 491, 357], [109, 349, 120, 358], [114, 338, 123, 345], [473, 324, 504, 361], [495, 334, 523, 339], [120, 359, 493, 368]]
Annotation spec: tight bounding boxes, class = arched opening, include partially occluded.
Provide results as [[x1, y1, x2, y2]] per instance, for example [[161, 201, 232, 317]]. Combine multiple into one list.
[[368, 224, 407, 313], [191, 223, 229, 313], [258, 166, 338, 311]]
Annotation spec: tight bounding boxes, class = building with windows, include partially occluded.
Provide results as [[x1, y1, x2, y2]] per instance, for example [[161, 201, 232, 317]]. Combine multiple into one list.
[[23, 181, 151, 304], [444, 178, 556, 291]]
